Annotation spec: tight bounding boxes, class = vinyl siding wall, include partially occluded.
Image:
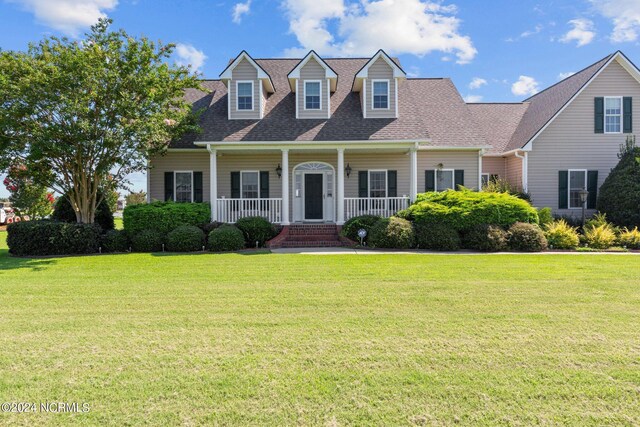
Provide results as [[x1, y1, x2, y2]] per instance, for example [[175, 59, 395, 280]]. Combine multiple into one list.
[[417, 151, 481, 191], [505, 155, 523, 190], [482, 157, 506, 178], [148, 151, 210, 202], [527, 60, 640, 214], [364, 58, 397, 118], [229, 58, 261, 120], [297, 58, 330, 119]]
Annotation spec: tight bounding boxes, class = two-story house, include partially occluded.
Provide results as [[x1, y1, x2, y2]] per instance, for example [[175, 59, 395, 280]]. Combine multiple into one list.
[[148, 49, 639, 228]]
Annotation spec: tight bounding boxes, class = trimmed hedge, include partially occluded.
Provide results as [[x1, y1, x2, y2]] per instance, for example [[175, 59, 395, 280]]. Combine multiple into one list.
[[463, 224, 508, 252], [166, 225, 206, 252], [123, 202, 211, 236], [508, 222, 547, 252], [208, 225, 245, 252], [131, 230, 164, 252], [101, 229, 129, 253], [235, 216, 277, 247], [52, 192, 114, 231], [398, 189, 539, 232], [414, 223, 460, 251], [7, 220, 101, 256], [368, 217, 415, 249], [340, 215, 380, 244]]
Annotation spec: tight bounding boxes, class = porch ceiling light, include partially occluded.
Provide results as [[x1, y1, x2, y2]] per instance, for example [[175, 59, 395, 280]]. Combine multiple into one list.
[[276, 163, 282, 178], [345, 163, 352, 178]]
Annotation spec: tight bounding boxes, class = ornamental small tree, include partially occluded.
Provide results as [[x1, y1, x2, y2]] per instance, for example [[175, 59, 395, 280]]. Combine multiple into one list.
[[125, 190, 147, 206], [3, 163, 54, 219], [0, 19, 202, 224], [597, 135, 640, 228]]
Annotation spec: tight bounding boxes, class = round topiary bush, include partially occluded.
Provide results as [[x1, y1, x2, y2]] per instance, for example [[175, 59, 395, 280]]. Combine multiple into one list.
[[235, 216, 277, 247], [101, 229, 129, 253], [368, 217, 415, 249], [199, 222, 221, 235], [131, 230, 164, 252], [208, 225, 245, 252], [52, 192, 114, 231], [414, 222, 460, 251], [340, 215, 381, 244], [463, 224, 508, 252], [544, 219, 580, 249], [166, 225, 205, 252], [508, 222, 547, 252]]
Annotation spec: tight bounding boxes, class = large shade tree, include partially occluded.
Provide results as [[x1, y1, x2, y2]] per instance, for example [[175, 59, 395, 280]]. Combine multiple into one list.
[[0, 19, 202, 224]]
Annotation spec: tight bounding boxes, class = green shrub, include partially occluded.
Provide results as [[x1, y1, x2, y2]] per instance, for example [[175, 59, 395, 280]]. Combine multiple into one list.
[[208, 225, 245, 252], [538, 207, 553, 226], [368, 217, 415, 249], [483, 177, 531, 201], [553, 214, 583, 228], [582, 224, 617, 249], [585, 212, 611, 230], [235, 216, 277, 247], [340, 215, 381, 243], [414, 223, 460, 251], [617, 227, 640, 249], [52, 192, 114, 231], [166, 225, 206, 252], [508, 222, 547, 252], [131, 230, 164, 252], [7, 220, 101, 256], [199, 222, 221, 235], [123, 202, 210, 236], [463, 224, 508, 252], [597, 136, 640, 228], [399, 189, 538, 233], [101, 229, 129, 253], [544, 220, 580, 250]]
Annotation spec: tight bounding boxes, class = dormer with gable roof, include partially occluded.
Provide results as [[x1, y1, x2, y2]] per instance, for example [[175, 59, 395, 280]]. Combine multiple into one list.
[[352, 50, 406, 119], [287, 51, 338, 120], [219, 51, 275, 120]]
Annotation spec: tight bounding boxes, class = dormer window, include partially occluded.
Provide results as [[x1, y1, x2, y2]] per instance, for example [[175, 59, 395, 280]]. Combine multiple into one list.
[[237, 81, 254, 111], [372, 80, 389, 109], [304, 81, 321, 110]]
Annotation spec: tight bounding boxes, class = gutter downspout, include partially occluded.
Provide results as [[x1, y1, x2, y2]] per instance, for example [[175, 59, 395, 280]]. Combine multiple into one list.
[[514, 150, 528, 193]]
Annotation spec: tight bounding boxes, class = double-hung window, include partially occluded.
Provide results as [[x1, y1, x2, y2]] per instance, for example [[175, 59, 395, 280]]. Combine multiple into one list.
[[241, 171, 259, 199], [372, 80, 389, 109], [237, 81, 253, 111], [304, 81, 321, 110], [605, 97, 622, 133], [569, 170, 587, 209], [369, 170, 387, 198], [175, 171, 193, 203], [436, 170, 454, 191]]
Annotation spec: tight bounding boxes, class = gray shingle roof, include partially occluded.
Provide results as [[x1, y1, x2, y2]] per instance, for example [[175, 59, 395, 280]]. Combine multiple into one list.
[[172, 58, 486, 149], [467, 103, 529, 154]]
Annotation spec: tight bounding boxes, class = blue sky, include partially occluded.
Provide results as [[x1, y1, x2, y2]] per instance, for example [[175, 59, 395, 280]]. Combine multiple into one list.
[[1, 0, 639, 197]]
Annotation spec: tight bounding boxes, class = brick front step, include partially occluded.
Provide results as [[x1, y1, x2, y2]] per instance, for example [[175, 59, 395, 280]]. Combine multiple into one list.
[[277, 240, 346, 248], [267, 224, 350, 249]]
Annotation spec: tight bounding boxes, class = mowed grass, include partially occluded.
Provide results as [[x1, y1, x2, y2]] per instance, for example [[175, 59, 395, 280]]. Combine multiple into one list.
[[0, 232, 639, 426]]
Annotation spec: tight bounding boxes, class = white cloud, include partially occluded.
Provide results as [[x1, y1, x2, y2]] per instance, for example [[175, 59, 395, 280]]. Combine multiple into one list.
[[175, 43, 207, 72], [511, 75, 540, 97], [463, 94, 483, 103], [558, 71, 576, 80], [6, 0, 118, 36], [469, 77, 487, 90], [281, 0, 477, 64], [521, 24, 543, 38], [232, 0, 251, 24], [591, 0, 640, 42], [560, 19, 596, 47]]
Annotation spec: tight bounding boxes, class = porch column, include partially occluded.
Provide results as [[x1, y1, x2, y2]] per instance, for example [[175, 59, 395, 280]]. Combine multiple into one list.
[[281, 149, 290, 225], [336, 148, 345, 225], [409, 147, 418, 201], [208, 147, 217, 222]]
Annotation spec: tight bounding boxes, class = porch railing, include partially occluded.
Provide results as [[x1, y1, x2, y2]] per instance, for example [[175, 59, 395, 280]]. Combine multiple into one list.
[[216, 198, 282, 224], [344, 197, 410, 221]]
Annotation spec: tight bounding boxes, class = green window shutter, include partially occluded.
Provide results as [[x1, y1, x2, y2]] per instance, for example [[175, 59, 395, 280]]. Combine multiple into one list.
[[594, 97, 604, 134], [558, 170, 568, 209], [587, 170, 598, 209], [425, 170, 435, 191], [454, 170, 465, 190], [193, 172, 203, 203], [387, 170, 397, 197], [231, 172, 240, 198], [358, 171, 368, 197], [164, 172, 174, 201], [260, 171, 269, 198], [623, 97, 633, 133]]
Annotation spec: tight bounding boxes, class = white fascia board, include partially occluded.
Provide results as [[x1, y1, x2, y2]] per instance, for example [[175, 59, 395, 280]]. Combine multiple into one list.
[[355, 50, 407, 80], [288, 51, 338, 92], [219, 51, 275, 92]]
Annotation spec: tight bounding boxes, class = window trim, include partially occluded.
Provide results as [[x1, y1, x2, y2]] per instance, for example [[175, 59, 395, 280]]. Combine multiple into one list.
[[568, 169, 588, 210], [303, 80, 322, 111], [435, 169, 455, 192], [368, 169, 388, 198], [604, 96, 623, 134], [174, 171, 194, 203], [371, 79, 390, 110], [240, 170, 261, 199], [481, 173, 490, 188], [236, 80, 254, 111]]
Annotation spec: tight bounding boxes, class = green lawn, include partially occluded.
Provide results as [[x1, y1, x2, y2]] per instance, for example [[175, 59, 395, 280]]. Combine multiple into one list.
[[1, 232, 639, 426]]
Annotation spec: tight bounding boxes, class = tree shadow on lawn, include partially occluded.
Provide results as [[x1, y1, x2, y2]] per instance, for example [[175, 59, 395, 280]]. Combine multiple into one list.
[[0, 248, 58, 272], [150, 249, 272, 257]]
